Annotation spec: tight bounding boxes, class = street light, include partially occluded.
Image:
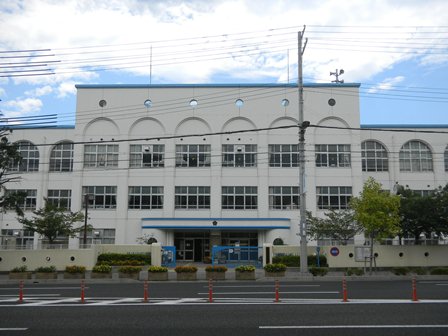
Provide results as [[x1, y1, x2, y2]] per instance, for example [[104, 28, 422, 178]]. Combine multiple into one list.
[[83, 194, 92, 247]]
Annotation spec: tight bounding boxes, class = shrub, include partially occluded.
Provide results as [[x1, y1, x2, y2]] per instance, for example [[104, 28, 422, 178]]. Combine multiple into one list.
[[430, 267, 448, 275], [35, 266, 57, 273], [392, 267, 409, 276], [205, 266, 228, 273], [148, 266, 168, 273], [235, 265, 256, 272], [92, 264, 112, 273], [345, 268, 364, 276], [264, 263, 287, 272], [97, 253, 151, 265], [409, 267, 427, 275], [118, 266, 142, 274], [11, 265, 28, 273], [174, 266, 198, 273], [65, 265, 86, 274], [309, 267, 328, 276], [272, 255, 328, 267]]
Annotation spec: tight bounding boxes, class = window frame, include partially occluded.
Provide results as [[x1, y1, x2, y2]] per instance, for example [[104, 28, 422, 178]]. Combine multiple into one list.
[[268, 144, 299, 168], [47, 189, 72, 210], [82, 186, 117, 209], [222, 186, 258, 210], [175, 186, 211, 209], [175, 144, 211, 168], [316, 186, 352, 210], [222, 144, 257, 167], [128, 186, 164, 210], [129, 144, 165, 168], [7, 189, 37, 211], [10, 141, 39, 172], [49, 142, 74, 172], [83, 144, 119, 168], [399, 140, 433, 172], [315, 144, 351, 168], [361, 140, 389, 172], [269, 186, 299, 210]]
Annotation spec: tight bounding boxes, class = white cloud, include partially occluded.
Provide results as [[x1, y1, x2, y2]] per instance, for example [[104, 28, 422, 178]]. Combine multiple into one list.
[[25, 85, 53, 97], [3, 98, 43, 116], [57, 82, 77, 98], [367, 76, 405, 93]]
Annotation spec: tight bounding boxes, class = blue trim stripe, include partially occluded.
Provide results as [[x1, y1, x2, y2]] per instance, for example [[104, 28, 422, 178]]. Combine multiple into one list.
[[142, 225, 290, 230], [361, 124, 448, 129], [141, 217, 290, 221], [76, 83, 361, 89]]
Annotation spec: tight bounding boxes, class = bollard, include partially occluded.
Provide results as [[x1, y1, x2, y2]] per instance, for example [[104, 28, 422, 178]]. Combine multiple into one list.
[[342, 278, 349, 302], [274, 280, 280, 303], [18, 281, 24, 303], [208, 279, 213, 303], [80, 280, 85, 304], [412, 277, 418, 302], [143, 280, 149, 303]]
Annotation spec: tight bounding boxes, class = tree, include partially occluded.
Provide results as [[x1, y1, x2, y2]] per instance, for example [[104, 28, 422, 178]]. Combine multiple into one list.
[[399, 185, 448, 244], [0, 129, 24, 214], [350, 177, 400, 273], [306, 209, 361, 245], [17, 199, 86, 245]]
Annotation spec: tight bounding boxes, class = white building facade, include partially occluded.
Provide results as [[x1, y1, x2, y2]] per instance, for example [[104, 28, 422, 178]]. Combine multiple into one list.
[[1, 83, 447, 261]]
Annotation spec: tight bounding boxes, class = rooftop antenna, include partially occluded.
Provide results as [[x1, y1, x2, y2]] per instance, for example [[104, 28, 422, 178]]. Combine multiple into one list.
[[330, 69, 344, 83]]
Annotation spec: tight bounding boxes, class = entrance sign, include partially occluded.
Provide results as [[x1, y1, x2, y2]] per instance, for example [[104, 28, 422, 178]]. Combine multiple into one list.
[[162, 246, 176, 267]]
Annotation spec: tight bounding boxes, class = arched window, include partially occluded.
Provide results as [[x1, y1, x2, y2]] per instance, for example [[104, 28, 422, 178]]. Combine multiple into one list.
[[50, 142, 74, 172], [445, 145, 448, 172], [399, 140, 433, 172], [361, 140, 388, 172], [11, 141, 39, 172]]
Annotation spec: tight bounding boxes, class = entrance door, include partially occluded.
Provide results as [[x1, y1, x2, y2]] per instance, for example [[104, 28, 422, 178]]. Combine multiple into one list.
[[184, 239, 194, 261]]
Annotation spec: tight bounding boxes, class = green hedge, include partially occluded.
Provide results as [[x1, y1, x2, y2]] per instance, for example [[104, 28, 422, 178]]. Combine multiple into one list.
[[309, 267, 329, 276], [97, 253, 151, 266], [430, 267, 448, 275], [272, 255, 328, 267]]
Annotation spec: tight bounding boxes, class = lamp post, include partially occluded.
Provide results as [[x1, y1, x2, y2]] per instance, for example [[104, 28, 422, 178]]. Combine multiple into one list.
[[83, 194, 91, 247]]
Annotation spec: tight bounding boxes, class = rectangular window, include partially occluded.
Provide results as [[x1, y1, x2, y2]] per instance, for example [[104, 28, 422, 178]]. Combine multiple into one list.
[[222, 186, 258, 210], [315, 144, 351, 168], [47, 189, 72, 210], [269, 186, 299, 209], [82, 186, 117, 209], [316, 186, 352, 210], [1, 229, 34, 249], [175, 145, 211, 167], [84, 144, 119, 168], [268, 144, 299, 167], [7, 189, 37, 211], [222, 145, 257, 167], [175, 186, 210, 209], [128, 186, 164, 209], [79, 228, 116, 246], [129, 144, 165, 168]]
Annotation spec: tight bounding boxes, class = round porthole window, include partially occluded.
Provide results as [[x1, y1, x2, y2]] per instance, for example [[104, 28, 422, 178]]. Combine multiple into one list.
[[235, 99, 244, 108], [46, 256, 51, 262], [281, 99, 289, 107], [21, 257, 27, 262], [99, 99, 107, 107], [189, 99, 198, 107], [348, 253, 354, 258], [70, 256, 75, 262], [328, 98, 336, 106], [144, 99, 152, 108]]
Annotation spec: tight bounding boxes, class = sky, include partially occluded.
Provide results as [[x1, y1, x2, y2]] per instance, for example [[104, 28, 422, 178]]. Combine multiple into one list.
[[0, 0, 448, 127]]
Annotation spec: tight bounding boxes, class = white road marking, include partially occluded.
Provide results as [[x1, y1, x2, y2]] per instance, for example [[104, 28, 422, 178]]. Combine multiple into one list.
[[0, 294, 60, 297], [198, 291, 339, 295], [20, 298, 81, 306], [260, 325, 448, 329], [87, 298, 142, 306], [0, 287, 86, 290], [0, 328, 28, 331]]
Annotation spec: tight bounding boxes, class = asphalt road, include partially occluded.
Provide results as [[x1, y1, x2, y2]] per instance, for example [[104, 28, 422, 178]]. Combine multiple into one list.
[[1, 280, 447, 336]]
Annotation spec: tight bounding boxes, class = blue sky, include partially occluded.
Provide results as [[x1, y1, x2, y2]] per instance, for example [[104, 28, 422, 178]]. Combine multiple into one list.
[[1, 0, 447, 127]]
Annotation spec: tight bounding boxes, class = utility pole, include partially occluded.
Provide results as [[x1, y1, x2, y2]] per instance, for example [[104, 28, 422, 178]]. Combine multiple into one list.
[[298, 27, 309, 274]]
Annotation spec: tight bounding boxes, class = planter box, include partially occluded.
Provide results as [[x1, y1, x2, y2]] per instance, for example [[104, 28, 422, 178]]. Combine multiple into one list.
[[35, 272, 58, 280], [91, 272, 112, 279], [206, 272, 226, 281], [64, 272, 85, 279], [176, 272, 197, 281], [9, 272, 32, 280], [148, 272, 169, 281], [119, 272, 140, 280], [235, 271, 256, 280], [264, 271, 286, 278]]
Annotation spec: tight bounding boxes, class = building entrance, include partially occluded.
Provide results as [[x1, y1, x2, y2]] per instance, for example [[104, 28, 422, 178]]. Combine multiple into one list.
[[174, 232, 210, 262]]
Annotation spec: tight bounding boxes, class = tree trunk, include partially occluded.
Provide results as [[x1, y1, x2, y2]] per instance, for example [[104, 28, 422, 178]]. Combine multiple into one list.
[[369, 233, 374, 275]]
